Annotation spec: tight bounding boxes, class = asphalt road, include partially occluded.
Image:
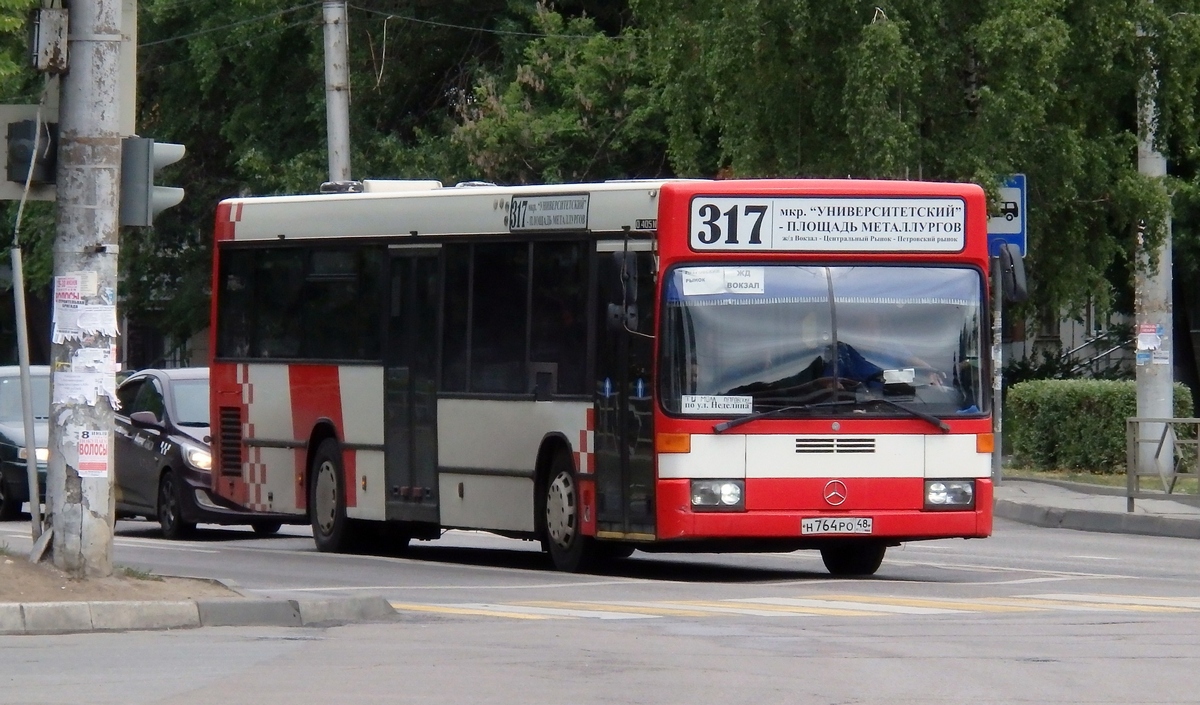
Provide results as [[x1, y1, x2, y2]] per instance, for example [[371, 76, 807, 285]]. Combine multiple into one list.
[[3, 516, 1200, 704]]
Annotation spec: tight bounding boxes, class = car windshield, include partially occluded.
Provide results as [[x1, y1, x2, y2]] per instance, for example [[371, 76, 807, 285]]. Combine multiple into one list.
[[0, 374, 50, 422], [170, 379, 209, 426], [659, 265, 986, 419]]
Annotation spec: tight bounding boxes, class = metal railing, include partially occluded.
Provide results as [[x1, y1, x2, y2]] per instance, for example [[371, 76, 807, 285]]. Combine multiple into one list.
[[1125, 417, 1200, 511], [1063, 332, 1132, 377]]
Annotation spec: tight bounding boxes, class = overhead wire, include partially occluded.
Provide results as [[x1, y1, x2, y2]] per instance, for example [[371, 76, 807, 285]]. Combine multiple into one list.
[[139, 1, 323, 47]]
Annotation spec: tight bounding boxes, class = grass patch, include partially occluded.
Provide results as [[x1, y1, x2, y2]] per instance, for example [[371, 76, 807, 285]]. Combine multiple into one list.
[[115, 565, 163, 581], [1006, 467, 1199, 494], [0, 542, 10, 557]]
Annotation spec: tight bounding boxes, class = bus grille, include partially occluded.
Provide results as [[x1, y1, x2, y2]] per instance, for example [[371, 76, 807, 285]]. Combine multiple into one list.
[[794, 437, 875, 454], [219, 407, 243, 476]]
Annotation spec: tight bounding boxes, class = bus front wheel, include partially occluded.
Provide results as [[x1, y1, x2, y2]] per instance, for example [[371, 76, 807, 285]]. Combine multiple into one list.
[[310, 439, 355, 552], [544, 453, 593, 572], [820, 542, 886, 576]]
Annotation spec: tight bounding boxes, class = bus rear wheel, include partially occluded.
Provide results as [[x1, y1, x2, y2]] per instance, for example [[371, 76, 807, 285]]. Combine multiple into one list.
[[544, 453, 593, 572], [820, 542, 886, 576], [310, 439, 355, 552]]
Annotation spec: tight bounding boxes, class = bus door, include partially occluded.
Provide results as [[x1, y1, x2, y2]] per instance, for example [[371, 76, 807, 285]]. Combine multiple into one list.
[[384, 245, 441, 524], [594, 243, 657, 538]]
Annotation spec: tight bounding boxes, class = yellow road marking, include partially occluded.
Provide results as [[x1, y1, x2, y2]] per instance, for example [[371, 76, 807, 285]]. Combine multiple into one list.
[[981, 597, 1192, 613], [514, 601, 718, 618], [811, 594, 1037, 613], [389, 602, 558, 620], [673, 600, 880, 617]]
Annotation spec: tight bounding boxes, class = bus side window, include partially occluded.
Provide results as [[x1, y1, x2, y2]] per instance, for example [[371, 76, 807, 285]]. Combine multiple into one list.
[[530, 241, 588, 395]]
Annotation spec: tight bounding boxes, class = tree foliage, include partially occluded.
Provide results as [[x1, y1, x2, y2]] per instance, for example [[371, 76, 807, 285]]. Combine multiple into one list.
[[0, 0, 1198, 354], [633, 0, 1200, 323]]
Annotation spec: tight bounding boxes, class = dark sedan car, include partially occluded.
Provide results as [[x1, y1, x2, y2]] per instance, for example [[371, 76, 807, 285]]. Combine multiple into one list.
[[114, 367, 298, 538], [0, 365, 49, 520]]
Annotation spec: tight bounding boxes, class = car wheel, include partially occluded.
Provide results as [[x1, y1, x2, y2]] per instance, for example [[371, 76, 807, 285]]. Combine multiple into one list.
[[544, 452, 594, 572], [820, 542, 887, 576], [0, 478, 19, 521], [157, 470, 196, 540], [310, 438, 356, 552], [251, 521, 282, 536]]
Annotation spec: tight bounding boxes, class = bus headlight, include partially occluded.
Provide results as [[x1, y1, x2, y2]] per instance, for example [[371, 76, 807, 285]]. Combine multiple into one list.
[[924, 480, 975, 510], [691, 480, 745, 511], [183, 445, 212, 472]]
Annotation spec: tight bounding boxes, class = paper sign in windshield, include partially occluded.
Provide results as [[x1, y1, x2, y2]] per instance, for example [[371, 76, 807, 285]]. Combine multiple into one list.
[[681, 267, 765, 296], [681, 395, 753, 414]]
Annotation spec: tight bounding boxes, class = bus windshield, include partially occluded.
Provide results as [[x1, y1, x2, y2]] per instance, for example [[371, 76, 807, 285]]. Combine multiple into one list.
[[659, 265, 986, 419]]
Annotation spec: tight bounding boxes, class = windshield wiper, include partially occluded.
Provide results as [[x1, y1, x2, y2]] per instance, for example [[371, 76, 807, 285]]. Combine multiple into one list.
[[712, 385, 952, 434], [863, 397, 950, 433], [713, 399, 857, 434]]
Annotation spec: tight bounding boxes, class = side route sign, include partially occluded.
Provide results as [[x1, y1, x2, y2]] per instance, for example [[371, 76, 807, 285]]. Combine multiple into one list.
[[987, 174, 1026, 256]]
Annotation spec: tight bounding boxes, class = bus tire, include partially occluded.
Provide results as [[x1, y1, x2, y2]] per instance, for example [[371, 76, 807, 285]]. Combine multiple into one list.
[[544, 452, 593, 572], [310, 438, 355, 553], [820, 542, 886, 576]]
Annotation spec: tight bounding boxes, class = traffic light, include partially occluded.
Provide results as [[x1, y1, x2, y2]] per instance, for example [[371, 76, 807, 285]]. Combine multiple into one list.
[[6, 119, 57, 185], [120, 136, 185, 226]]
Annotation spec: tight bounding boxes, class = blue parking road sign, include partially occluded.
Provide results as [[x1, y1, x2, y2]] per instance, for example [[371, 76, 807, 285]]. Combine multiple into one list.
[[987, 174, 1026, 256]]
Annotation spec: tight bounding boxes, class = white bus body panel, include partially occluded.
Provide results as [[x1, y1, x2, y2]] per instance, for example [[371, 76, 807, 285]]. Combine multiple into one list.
[[223, 181, 669, 241], [436, 398, 591, 532], [338, 366, 387, 520]]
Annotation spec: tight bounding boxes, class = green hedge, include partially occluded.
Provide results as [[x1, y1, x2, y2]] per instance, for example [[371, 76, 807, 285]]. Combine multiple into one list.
[[1007, 379, 1194, 472]]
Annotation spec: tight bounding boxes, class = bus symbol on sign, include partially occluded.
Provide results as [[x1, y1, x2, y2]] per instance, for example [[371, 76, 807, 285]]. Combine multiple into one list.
[[999, 200, 1019, 220]]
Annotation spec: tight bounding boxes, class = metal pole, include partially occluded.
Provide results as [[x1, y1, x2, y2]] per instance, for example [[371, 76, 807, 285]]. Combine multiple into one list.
[[1134, 19, 1174, 485], [11, 247, 41, 541], [48, 0, 123, 577], [323, 1, 352, 182], [992, 258, 1003, 485]]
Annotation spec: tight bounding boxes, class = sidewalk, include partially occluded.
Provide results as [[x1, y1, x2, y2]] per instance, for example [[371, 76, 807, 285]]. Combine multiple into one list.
[[994, 477, 1200, 540], [0, 592, 398, 637]]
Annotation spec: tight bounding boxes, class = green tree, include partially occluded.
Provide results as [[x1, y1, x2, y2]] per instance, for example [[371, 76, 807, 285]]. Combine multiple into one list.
[[451, 3, 668, 183], [632, 0, 1200, 324]]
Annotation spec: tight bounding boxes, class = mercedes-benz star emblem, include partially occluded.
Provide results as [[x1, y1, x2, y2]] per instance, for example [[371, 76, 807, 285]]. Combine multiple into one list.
[[823, 480, 848, 506]]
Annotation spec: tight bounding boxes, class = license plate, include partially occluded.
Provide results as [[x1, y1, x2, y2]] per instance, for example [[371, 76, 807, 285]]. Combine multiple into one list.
[[801, 517, 873, 535]]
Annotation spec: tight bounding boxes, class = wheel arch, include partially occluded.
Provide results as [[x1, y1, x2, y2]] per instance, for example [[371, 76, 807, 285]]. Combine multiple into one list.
[[534, 432, 575, 533], [304, 419, 341, 518]]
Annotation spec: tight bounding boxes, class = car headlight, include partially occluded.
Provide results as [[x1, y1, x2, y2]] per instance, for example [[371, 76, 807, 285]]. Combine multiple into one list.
[[924, 480, 975, 510], [183, 445, 212, 471], [18, 447, 48, 462], [690, 479, 745, 511]]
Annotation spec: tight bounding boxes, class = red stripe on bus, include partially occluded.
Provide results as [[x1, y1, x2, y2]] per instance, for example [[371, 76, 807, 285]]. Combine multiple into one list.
[[288, 365, 355, 508]]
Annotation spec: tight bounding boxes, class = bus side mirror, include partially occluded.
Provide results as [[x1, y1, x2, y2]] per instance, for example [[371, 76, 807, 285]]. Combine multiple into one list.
[[607, 251, 640, 332], [999, 243, 1028, 303], [607, 303, 639, 332]]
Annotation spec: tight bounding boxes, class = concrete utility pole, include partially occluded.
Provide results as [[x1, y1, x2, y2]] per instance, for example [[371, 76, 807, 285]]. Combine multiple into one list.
[[1134, 21, 1174, 482], [48, 0, 123, 576], [323, 1, 352, 182]]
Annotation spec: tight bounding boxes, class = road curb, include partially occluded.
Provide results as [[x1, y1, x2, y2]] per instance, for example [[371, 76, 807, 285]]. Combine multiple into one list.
[[0, 595, 398, 636], [994, 498, 1200, 540]]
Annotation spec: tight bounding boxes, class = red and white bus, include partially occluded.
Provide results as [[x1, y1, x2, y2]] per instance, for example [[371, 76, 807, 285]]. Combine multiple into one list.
[[209, 178, 1009, 575]]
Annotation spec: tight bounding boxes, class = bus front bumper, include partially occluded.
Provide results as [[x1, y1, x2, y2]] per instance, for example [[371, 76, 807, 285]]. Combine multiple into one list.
[[654, 478, 993, 542]]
